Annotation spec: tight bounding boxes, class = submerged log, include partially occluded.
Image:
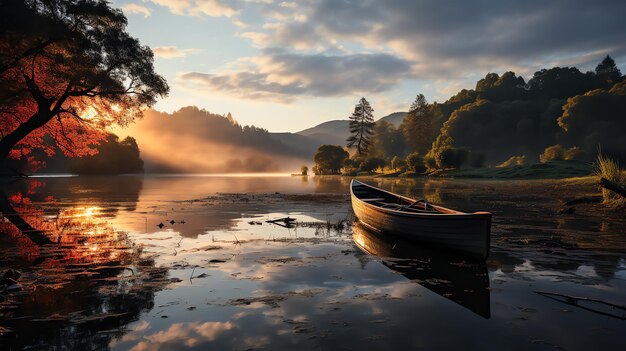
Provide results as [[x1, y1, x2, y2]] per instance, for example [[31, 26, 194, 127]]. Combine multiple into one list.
[[562, 195, 602, 206], [266, 217, 296, 224], [599, 177, 626, 198]]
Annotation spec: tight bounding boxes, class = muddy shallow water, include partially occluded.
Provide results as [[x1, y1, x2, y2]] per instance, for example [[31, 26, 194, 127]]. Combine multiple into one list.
[[0, 175, 625, 350]]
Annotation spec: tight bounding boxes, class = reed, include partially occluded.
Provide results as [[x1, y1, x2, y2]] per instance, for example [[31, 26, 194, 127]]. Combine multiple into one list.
[[593, 151, 626, 207]]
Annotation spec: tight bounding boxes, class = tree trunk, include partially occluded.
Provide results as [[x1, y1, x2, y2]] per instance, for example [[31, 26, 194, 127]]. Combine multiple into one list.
[[0, 109, 54, 173]]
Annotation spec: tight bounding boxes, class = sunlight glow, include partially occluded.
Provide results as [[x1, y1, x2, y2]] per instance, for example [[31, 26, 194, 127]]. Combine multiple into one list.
[[81, 106, 98, 120], [80, 206, 100, 218]]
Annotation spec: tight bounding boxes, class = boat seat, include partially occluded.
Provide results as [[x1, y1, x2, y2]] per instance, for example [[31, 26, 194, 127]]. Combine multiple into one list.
[[379, 202, 440, 213], [380, 202, 404, 209], [361, 198, 386, 202]]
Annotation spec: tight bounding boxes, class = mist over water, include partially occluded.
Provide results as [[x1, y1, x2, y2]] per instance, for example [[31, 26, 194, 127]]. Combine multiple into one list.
[[115, 107, 309, 173]]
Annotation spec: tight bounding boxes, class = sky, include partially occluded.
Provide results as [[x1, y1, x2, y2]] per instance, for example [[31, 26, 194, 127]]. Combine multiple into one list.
[[112, 0, 626, 132]]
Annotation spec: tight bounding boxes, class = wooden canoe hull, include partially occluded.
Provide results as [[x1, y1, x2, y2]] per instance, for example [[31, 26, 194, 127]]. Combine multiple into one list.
[[350, 180, 491, 260]]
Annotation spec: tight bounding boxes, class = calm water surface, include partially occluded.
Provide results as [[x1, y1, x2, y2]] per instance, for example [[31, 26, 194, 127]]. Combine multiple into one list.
[[0, 175, 625, 350]]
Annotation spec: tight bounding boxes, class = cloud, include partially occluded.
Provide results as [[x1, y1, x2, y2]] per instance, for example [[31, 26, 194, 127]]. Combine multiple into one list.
[[121, 3, 152, 18], [129, 321, 235, 351], [179, 50, 414, 102], [279, 2, 297, 9], [239, 0, 626, 79], [238, 32, 270, 48], [152, 46, 201, 59], [150, 0, 239, 17]]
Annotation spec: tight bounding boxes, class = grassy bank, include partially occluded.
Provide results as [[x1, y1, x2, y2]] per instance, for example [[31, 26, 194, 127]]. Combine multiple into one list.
[[426, 160, 593, 179], [328, 160, 622, 183]]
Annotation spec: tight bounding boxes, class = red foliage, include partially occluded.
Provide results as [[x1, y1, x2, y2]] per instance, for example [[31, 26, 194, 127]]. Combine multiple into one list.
[[0, 1, 168, 171], [1, 55, 108, 170]]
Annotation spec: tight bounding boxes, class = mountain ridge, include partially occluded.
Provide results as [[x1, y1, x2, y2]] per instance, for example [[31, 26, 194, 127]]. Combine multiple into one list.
[[274, 112, 406, 151]]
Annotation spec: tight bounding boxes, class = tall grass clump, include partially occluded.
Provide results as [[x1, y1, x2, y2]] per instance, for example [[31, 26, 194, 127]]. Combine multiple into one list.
[[593, 151, 626, 207]]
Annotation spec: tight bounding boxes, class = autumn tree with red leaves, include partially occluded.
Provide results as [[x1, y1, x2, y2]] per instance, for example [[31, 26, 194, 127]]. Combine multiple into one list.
[[0, 0, 168, 174]]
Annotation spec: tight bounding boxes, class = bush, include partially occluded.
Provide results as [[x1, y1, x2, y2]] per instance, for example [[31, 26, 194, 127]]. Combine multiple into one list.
[[438, 147, 468, 169], [468, 152, 485, 168], [593, 151, 625, 207], [359, 156, 387, 173], [341, 166, 359, 176], [539, 145, 565, 163], [390, 156, 406, 171], [343, 157, 357, 168], [424, 155, 437, 170], [540, 145, 586, 163], [405, 152, 426, 173], [564, 146, 586, 160], [497, 155, 526, 168]]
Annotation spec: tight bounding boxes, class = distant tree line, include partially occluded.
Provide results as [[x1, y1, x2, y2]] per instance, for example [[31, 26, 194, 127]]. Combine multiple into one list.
[[5, 133, 145, 174], [313, 55, 625, 175], [69, 134, 143, 174]]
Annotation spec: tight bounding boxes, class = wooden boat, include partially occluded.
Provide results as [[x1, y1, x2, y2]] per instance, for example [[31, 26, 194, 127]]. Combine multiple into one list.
[[350, 179, 491, 260], [353, 223, 491, 318]]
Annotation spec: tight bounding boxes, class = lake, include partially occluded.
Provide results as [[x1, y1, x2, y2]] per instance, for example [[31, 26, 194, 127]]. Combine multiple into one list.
[[1, 175, 625, 350]]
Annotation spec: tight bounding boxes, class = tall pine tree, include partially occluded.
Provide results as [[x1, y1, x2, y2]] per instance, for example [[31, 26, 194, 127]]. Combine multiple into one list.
[[346, 97, 375, 155]]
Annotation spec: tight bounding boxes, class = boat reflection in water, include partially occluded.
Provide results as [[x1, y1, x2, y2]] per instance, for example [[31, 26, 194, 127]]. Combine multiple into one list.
[[352, 223, 491, 318]]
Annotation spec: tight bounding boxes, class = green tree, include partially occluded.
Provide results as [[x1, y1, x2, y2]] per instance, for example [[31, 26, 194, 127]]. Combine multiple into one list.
[[313, 145, 349, 174], [346, 97, 375, 155], [475, 72, 526, 101], [300, 165, 308, 175], [405, 152, 426, 173], [557, 80, 626, 161], [359, 156, 386, 173], [402, 94, 437, 154], [370, 120, 406, 158]]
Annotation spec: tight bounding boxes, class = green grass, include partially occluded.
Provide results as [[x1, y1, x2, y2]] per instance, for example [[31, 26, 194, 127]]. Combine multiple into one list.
[[431, 160, 592, 179], [593, 153, 626, 207]]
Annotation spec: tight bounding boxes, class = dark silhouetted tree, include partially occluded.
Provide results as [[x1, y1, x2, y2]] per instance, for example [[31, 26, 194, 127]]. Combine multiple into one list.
[[69, 134, 144, 174], [527, 67, 597, 99], [595, 55, 622, 83], [346, 97, 375, 155], [475, 72, 526, 101]]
